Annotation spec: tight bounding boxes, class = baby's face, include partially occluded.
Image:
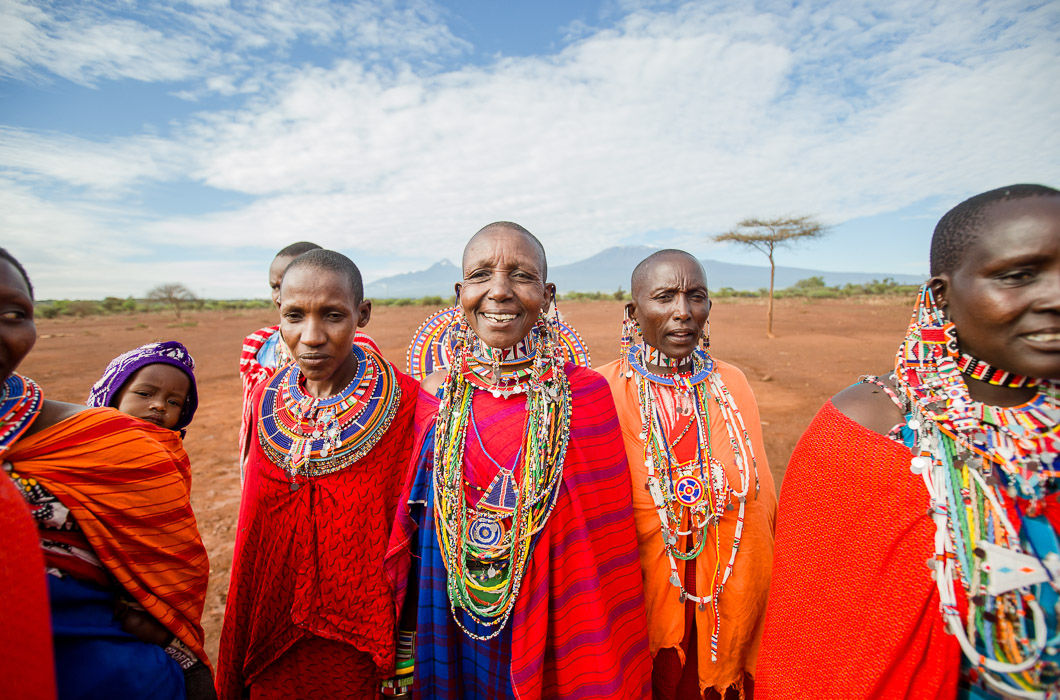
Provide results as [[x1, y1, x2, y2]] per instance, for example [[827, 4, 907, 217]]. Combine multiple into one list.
[[114, 364, 190, 430]]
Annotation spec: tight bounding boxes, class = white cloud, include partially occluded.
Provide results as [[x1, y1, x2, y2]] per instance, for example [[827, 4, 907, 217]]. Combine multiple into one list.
[[2, 0, 1058, 297]]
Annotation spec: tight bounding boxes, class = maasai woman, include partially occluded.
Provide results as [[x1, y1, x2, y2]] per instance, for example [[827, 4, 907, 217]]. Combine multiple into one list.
[[237, 241, 379, 481], [217, 249, 419, 697], [0, 247, 56, 700], [0, 248, 213, 699], [757, 184, 1060, 699], [597, 250, 777, 699], [387, 222, 652, 699]]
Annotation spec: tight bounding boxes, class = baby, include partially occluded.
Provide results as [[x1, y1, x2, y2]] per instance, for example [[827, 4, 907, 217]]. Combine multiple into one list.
[[87, 341, 198, 434]]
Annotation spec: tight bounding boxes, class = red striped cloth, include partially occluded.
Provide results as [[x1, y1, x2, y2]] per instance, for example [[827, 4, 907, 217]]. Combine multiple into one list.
[[757, 400, 960, 699], [4, 408, 210, 667], [387, 364, 653, 699]]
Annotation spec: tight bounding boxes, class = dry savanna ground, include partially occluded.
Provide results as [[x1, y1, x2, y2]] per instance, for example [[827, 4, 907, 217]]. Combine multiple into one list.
[[20, 296, 913, 662]]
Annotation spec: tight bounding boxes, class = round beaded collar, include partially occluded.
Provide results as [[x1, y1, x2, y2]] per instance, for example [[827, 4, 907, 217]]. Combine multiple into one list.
[[257, 344, 401, 480], [626, 344, 713, 386], [406, 306, 592, 380], [0, 373, 43, 455]]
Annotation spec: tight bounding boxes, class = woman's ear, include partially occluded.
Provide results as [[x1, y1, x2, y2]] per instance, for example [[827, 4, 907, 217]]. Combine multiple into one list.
[[928, 275, 949, 310]]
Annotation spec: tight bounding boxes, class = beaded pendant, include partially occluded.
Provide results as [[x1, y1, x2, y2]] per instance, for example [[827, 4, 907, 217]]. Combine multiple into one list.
[[0, 373, 43, 455], [257, 344, 401, 479]]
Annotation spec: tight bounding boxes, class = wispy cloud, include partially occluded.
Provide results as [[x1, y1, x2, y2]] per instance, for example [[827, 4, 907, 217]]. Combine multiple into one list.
[[1, 0, 1057, 297]]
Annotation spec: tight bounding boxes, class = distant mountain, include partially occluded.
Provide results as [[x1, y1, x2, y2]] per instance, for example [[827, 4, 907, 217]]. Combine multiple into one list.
[[365, 259, 460, 298], [363, 246, 925, 299]]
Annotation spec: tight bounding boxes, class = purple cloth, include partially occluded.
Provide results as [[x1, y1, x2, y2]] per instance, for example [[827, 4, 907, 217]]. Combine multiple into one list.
[[86, 341, 198, 431]]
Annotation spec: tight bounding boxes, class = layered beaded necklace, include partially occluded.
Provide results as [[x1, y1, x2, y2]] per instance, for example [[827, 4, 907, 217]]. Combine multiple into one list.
[[257, 344, 401, 484], [0, 373, 43, 454], [433, 320, 571, 639], [626, 343, 760, 662], [894, 286, 1060, 698]]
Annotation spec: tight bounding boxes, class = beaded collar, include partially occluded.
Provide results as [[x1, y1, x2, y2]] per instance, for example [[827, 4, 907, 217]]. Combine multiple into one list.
[[471, 335, 536, 367], [895, 285, 1060, 696], [641, 344, 694, 372], [957, 352, 1035, 388], [257, 344, 401, 481], [0, 374, 43, 455], [405, 307, 592, 381], [626, 344, 713, 387]]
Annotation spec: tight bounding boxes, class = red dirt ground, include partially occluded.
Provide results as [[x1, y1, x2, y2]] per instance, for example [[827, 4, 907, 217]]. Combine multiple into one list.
[[19, 296, 913, 662]]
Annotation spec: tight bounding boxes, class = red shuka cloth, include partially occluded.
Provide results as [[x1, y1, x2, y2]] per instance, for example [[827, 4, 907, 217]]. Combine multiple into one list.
[[216, 362, 419, 698], [756, 400, 960, 699], [0, 473, 56, 700], [386, 364, 653, 699], [5, 408, 211, 666]]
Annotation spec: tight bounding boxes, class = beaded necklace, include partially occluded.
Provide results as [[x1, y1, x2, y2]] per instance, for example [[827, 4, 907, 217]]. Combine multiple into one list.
[[433, 321, 572, 639], [406, 306, 592, 380], [257, 344, 401, 484], [958, 352, 1036, 389], [895, 286, 1060, 698], [0, 373, 43, 455], [628, 343, 760, 662]]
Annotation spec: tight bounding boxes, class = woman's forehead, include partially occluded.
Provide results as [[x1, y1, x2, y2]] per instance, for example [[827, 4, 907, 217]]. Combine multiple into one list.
[[462, 229, 546, 273]]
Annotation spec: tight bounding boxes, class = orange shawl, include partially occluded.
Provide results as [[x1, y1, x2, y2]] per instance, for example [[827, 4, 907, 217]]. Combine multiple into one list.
[[597, 358, 777, 694], [4, 408, 210, 665]]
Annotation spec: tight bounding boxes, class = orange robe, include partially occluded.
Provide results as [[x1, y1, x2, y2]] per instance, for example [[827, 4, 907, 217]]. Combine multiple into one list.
[[597, 359, 777, 695], [3, 408, 210, 666]]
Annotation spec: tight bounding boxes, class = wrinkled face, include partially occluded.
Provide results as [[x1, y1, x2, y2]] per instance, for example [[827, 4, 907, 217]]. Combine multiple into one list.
[[269, 254, 297, 308], [0, 259, 36, 381], [937, 196, 1060, 380], [279, 265, 371, 387], [628, 255, 711, 360], [456, 228, 554, 350], [114, 364, 191, 430]]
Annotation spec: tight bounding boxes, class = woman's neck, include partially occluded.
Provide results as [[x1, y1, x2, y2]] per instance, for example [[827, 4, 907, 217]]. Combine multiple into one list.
[[963, 376, 1038, 407], [642, 343, 693, 375]]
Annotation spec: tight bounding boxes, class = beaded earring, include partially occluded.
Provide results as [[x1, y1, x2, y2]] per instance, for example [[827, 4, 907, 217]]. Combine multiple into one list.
[[701, 321, 711, 352], [619, 307, 640, 358], [545, 293, 564, 362]]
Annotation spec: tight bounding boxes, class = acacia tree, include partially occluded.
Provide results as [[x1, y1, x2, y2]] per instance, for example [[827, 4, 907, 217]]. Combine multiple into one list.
[[147, 283, 197, 320], [714, 216, 826, 337]]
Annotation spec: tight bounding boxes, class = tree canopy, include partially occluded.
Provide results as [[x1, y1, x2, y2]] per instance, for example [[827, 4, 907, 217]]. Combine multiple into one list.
[[147, 283, 197, 319], [714, 215, 826, 337]]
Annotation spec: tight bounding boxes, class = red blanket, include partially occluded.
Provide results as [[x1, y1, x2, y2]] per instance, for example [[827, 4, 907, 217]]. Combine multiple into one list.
[[5, 408, 210, 666], [757, 400, 959, 698], [216, 363, 418, 697]]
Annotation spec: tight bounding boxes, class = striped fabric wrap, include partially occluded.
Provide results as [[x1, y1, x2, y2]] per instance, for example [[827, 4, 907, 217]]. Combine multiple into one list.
[[3, 408, 211, 667], [756, 401, 960, 699], [387, 364, 652, 699]]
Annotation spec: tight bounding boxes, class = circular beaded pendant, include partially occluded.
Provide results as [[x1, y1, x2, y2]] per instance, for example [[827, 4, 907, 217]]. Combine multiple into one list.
[[467, 514, 504, 547], [674, 475, 705, 507]]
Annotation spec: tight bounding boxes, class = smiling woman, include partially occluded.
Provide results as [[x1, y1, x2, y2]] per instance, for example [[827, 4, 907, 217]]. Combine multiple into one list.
[[388, 222, 652, 699], [758, 184, 1060, 699]]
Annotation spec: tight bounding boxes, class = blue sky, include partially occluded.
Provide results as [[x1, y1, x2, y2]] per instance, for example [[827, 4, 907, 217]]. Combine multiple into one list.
[[1, 0, 1058, 299]]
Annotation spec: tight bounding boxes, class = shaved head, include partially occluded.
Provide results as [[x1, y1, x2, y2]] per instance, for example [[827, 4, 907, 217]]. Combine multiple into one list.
[[631, 249, 706, 297], [463, 222, 548, 278]]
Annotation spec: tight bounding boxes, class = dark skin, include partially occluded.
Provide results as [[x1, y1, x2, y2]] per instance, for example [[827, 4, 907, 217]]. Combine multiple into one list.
[[422, 225, 554, 396], [0, 260, 212, 695], [627, 251, 711, 373], [834, 195, 1060, 434]]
